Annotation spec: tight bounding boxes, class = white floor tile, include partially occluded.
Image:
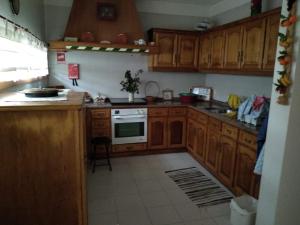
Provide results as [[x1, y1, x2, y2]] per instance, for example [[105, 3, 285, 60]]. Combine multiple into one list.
[[174, 203, 210, 222], [115, 194, 144, 211], [206, 203, 231, 218], [88, 212, 118, 225], [148, 205, 182, 225], [88, 196, 116, 214], [141, 191, 171, 208], [117, 208, 151, 225], [137, 179, 163, 193], [184, 218, 217, 225], [213, 215, 231, 225], [166, 189, 192, 205]]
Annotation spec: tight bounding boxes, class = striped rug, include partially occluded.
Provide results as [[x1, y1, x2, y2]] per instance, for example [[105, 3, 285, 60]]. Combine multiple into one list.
[[165, 167, 233, 207]]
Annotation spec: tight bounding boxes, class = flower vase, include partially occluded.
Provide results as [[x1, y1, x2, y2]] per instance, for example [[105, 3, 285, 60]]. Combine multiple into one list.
[[128, 92, 134, 102]]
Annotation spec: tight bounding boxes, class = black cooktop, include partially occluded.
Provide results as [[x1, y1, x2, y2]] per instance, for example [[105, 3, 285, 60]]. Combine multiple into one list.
[[110, 98, 147, 105]]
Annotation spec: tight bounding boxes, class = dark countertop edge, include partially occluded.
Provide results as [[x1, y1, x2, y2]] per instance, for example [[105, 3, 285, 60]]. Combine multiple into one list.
[[85, 100, 259, 135]]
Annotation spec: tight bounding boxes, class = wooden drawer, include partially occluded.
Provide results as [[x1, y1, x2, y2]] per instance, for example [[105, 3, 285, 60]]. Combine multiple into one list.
[[208, 117, 221, 132], [92, 128, 111, 138], [239, 131, 257, 149], [187, 109, 198, 121], [222, 123, 238, 140], [149, 108, 169, 117], [169, 107, 186, 116], [113, 143, 147, 152], [93, 119, 110, 129], [91, 109, 110, 119], [196, 111, 208, 125]]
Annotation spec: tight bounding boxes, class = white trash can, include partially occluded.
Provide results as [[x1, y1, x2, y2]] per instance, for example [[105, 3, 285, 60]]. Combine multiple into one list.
[[230, 195, 258, 225]]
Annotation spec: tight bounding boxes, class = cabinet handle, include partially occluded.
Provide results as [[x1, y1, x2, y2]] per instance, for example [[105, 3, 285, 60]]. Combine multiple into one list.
[[237, 51, 241, 62]]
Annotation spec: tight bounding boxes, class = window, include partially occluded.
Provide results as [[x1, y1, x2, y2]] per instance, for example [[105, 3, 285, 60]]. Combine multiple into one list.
[[0, 17, 48, 85]]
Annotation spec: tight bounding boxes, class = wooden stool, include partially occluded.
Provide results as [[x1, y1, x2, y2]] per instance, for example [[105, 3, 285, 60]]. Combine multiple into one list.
[[91, 137, 112, 173]]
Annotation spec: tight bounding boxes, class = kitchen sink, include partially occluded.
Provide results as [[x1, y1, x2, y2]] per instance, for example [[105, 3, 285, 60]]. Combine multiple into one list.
[[203, 107, 228, 114]]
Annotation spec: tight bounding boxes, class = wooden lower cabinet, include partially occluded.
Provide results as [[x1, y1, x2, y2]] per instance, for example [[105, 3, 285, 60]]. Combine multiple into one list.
[[186, 119, 197, 152], [148, 117, 168, 149], [168, 117, 186, 148], [234, 144, 257, 196], [194, 122, 207, 162], [218, 136, 237, 187], [205, 129, 220, 174]]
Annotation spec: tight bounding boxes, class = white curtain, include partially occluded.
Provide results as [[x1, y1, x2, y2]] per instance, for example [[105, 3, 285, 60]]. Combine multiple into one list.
[[0, 17, 48, 82]]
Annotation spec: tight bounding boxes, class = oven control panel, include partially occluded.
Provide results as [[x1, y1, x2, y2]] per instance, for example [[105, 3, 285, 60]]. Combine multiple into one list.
[[111, 108, 147, 116]]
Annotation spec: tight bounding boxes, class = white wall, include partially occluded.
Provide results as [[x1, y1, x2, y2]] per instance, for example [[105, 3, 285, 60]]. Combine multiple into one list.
[[205, 75, 273, 102], [0, 0, 45, 39], [48, 51, 205, 98], [256, 1, 300, 224]]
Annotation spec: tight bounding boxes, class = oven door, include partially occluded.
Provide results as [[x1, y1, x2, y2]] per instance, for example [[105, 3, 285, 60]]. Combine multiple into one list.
[[111, 115, 147, 144]]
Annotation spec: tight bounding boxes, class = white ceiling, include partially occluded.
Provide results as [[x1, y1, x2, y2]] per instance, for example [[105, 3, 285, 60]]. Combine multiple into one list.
[[135, 0, 223, 6], [43, 0, 251, 17]]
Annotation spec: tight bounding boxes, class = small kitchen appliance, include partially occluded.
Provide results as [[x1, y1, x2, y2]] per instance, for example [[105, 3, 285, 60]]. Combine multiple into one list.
[[111, 108, 147, 144], [191, 86, 213, 101]]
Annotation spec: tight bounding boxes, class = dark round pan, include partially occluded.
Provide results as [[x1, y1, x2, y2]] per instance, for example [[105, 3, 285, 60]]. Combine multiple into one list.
[[24, 88, 59, 98]]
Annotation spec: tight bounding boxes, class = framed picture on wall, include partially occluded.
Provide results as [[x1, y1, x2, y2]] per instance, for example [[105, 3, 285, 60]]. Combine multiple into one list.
[[162, 89, 173, 101], [97, 3, 117, 21]]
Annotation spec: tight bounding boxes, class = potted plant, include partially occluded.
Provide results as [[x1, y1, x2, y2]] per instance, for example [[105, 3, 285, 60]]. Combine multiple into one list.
[[120, 69, 143, 102]]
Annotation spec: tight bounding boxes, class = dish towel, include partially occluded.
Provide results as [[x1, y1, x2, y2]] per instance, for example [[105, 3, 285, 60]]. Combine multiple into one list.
[[254, 143, 265, 175]]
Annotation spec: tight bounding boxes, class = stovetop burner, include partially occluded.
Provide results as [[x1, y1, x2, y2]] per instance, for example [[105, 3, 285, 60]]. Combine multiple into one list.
[[110, 98, 147, 105]]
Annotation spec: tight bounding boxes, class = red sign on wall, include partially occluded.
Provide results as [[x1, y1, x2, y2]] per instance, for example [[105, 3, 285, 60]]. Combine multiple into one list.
[[57, 52, 66, 63], [68, 64, 80, 79]]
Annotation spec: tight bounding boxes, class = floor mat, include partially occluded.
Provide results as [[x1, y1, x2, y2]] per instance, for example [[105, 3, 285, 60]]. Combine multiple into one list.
[[166, 167, 233, 207]]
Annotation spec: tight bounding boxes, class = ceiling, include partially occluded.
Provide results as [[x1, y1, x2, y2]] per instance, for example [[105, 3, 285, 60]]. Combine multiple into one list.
[[135, 0, 224, 6]]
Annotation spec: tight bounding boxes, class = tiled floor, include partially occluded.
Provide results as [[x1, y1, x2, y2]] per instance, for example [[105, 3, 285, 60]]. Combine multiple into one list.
[[87, 152, 232, 225]]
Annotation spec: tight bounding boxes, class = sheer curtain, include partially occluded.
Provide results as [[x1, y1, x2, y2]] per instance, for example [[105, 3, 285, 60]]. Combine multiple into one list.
[[0, 17, 48, 83]]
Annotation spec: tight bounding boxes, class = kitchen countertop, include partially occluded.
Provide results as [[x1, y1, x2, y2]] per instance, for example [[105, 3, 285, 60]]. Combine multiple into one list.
[[86, 100, 260, 135], [0, 91, 85, 111]]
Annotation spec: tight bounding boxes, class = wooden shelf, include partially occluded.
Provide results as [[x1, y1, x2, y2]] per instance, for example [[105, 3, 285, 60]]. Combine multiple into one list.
[[48, 41, 159, 54]]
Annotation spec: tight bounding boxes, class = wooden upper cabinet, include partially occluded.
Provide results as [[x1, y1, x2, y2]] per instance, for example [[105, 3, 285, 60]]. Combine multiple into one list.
[[241, 18, 266, 70], [218, 136, 237, 187], [198, 34, 211, 70], [168, 117, 186, 148], [224, 26, 243, 69], [210, 31, 225, 69], [153, 32, 177, 68], [263, 12, 280, 71], [148, 117, 168, 149], [177, 34, 199, 70]]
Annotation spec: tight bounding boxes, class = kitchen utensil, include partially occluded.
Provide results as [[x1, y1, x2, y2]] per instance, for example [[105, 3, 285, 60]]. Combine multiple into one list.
[[23, 88, 59, 98], [144, 81, 160, 99], [179, 93, 197, 104]]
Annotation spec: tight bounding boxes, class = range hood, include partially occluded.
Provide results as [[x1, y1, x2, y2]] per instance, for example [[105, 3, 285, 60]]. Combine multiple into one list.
[[48, 0, 158, 53], [65, 0, 144, 43]]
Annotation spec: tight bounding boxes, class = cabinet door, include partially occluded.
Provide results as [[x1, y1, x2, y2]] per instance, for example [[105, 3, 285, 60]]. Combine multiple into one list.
[[218, 136, 237, 187], [205, 129, 220, 174], [198, 34, 211, 70], [177, 34, 199, 70], [186, 119, 197, 152], [211, 31, 225, 69], [241, 19, 266, 70], [148, 117, 168, 149], [168, 117, 186, 148], [195, 122, 207, 162], [234, 144, 257, 196], [153, 32, 177, 68], [224, 26, 243, 69], [263, 12, 280, 71]]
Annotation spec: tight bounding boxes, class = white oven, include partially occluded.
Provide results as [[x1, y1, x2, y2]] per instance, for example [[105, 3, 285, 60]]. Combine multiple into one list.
[[111, 108, 147, 145]]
